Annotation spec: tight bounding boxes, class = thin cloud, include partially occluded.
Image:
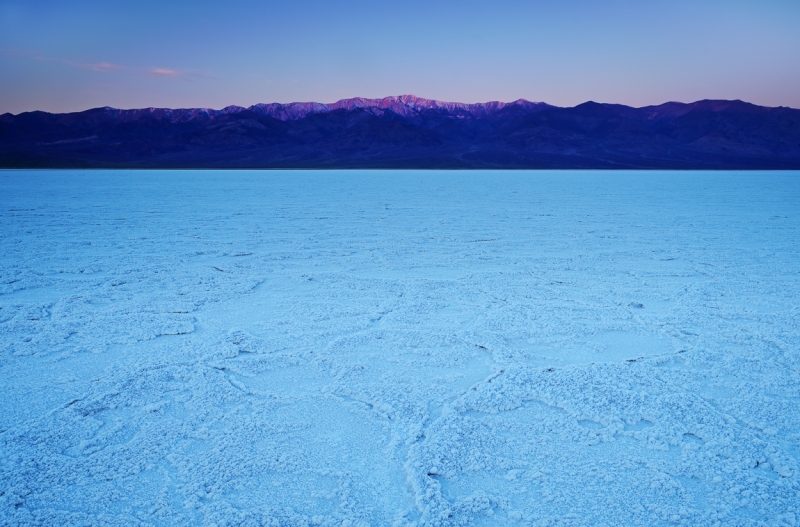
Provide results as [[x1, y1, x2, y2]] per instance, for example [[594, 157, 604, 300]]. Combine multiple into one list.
[[83, 62, 125, 72], [149, 67, 186, 78], [150, 67, 180, 76], [147, 67, 212, 81], [6, 49, 207, 81], [2, 48, 54, 62], [3, 49, 125, 72]]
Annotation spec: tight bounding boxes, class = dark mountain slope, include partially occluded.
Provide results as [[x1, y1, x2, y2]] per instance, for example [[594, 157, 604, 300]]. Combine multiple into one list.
[[1, 96, 798, 169]]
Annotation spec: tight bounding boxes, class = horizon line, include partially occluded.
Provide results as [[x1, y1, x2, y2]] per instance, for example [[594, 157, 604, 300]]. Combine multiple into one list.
[[3, 95, 799, 116]]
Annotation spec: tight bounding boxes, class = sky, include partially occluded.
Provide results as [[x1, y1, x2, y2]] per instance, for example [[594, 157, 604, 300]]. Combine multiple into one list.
[[1, 0, 799, 114]]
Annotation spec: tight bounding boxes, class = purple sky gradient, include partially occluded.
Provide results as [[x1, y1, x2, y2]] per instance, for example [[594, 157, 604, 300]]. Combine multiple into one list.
[[1, 0, 799, 114]]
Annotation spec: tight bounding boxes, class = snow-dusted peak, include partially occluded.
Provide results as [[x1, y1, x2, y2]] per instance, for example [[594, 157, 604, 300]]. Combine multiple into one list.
[[245, 95, 549, 121], [73, 96, 549, 123]]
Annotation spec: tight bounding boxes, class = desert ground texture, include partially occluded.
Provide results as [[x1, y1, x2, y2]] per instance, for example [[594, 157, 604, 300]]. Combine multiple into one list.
[[1, 170, 799, 527]]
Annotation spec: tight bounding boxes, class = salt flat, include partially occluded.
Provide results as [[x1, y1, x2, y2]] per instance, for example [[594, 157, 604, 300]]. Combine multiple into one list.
[[1, 170, 798, 527]]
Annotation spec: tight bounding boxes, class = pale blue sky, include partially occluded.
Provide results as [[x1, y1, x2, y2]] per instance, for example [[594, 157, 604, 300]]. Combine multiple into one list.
[[1, 0, 798, 113]]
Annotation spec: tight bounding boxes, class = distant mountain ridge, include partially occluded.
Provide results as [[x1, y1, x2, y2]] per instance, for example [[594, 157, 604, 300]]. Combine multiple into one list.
[[1, 95, 547, 123], [250, 95, 549, 121], [1, 95, 799, 169]]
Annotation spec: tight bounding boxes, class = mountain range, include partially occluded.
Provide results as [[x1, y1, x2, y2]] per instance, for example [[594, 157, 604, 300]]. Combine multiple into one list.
[[2, 95, 799, 169]]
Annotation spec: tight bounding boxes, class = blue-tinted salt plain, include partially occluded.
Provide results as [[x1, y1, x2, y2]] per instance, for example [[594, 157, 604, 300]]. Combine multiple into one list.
[[1, 170, 799, 527]]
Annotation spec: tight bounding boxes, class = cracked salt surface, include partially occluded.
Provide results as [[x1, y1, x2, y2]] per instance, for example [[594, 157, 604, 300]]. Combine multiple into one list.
[[1, 169, 799, 526]]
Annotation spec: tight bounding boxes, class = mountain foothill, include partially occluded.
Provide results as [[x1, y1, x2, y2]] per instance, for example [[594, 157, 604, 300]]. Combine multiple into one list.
[[2, 95, 798, 169]]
